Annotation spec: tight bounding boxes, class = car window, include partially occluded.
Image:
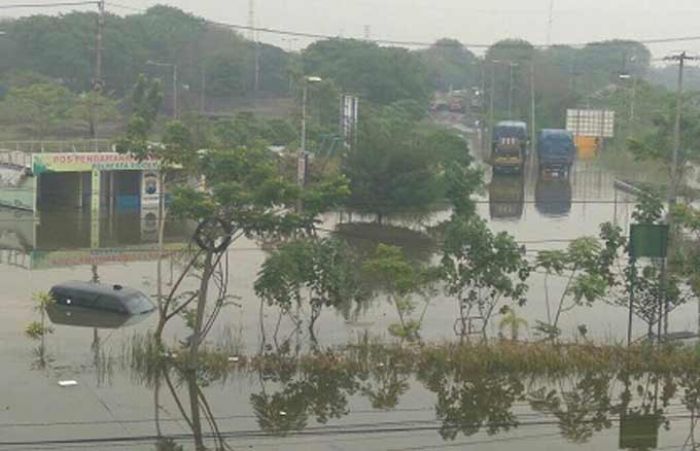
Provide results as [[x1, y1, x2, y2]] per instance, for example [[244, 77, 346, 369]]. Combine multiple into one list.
[[123, 293, 155, 314], [94, 295, 126, 314]]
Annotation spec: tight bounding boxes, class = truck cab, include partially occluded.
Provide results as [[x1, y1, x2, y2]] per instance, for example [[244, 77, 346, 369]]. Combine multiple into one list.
[[491, 121, 528, 174], [537, 129, 576, 176]]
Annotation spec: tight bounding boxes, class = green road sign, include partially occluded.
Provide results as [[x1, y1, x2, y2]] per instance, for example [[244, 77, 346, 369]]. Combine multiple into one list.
[[629, 224, 669, 259]]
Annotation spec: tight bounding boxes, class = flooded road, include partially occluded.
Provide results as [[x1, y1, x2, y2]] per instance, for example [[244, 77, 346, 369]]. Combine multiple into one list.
[[1, 149, 698, 449]]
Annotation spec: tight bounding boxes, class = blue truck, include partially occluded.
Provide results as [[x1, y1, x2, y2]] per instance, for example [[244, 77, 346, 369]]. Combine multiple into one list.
[[537, 129, 576, 176]]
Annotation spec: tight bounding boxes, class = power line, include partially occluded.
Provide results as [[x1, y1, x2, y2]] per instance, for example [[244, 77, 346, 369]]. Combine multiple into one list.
[[100, 2, 700, 51], [0, 1, 97, 9]]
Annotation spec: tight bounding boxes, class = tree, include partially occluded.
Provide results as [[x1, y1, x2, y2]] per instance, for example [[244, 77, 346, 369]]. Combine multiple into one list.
[[302, 39, 430, 105], [343, 104, 470, 222], [73, 91, 121, 138], [627, 93, 700, 189], [254, 237, 366, 342], [441, 216, 530, 340], [419, 39, 479, 92], [535, 223, 626, 340], [3, 82, 75, 138], [362, 244, 434, 341]]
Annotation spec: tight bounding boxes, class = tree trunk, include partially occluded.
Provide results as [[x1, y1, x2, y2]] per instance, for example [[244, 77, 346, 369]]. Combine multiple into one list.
[[186, 369, 205, 450], [190, 251, 214, 357]]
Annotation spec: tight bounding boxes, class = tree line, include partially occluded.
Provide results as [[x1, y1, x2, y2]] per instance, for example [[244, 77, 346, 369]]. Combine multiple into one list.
[[0, 4, 676, 141]]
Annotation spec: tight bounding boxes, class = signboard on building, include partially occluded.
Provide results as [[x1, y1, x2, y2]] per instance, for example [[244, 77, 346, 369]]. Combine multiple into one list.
[[140, 171, 161, 242], [566, 109, 615, 138], [32, 153, 161, 174]]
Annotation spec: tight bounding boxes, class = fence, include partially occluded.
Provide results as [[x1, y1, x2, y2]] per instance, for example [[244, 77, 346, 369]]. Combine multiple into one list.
[[0, 139, 113, 154]]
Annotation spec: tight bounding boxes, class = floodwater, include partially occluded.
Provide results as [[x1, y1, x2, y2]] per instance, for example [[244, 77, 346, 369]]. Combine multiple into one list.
[[1, 145, 698, 449]]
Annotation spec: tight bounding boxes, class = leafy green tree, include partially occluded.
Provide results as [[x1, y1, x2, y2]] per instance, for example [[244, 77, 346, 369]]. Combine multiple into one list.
[[255, 237, 366, 341], [627, 93, 700, 191], [362, 244, 433, 341], [73, 91, 121, 138], [498, 305, 528, 341], [302, 39, 430, 105], [535, 223, 626, 340], [441, 216, 530, 340], [419, 39, 479, 91], [3, 82, 75, 138], [343, 104, 466, 221]]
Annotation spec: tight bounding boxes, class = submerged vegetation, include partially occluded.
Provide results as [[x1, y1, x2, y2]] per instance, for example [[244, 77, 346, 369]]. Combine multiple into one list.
[[118, 334, 700, 447]]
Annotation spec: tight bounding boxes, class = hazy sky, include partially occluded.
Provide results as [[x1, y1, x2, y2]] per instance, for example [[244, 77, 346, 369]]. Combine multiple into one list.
[[6, 0, 700, 57]]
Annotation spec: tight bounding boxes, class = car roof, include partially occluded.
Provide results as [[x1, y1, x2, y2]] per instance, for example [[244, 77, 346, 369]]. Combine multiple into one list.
[[540, 129, 572, 135], [51, 281, 143, 299], [496, 121, 527, 128]]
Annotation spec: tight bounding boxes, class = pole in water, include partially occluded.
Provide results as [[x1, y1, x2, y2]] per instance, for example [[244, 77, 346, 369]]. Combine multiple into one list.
[[627, 258, 635, 347]]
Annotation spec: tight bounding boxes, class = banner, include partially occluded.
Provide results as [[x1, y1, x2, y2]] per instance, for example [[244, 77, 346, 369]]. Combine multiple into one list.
[[32, 153, 161, 174], [340, 95, 359, 147], [566, 109, 615, 138]]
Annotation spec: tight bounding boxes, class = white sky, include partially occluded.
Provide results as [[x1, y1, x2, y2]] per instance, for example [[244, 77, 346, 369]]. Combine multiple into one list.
[[5, 0, 700, 57]]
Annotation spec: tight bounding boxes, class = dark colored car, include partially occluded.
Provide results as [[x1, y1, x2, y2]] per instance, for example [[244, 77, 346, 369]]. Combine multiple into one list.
[[49, 281, 155, 316], [46, 304, 153, 329]]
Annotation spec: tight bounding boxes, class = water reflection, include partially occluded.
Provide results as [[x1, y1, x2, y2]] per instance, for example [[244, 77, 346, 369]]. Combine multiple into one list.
[[0, 206, 192, 269], [488, 174, 525, 220], [334, 222, 436, 265], [535, 173, 573, 217], [116, 340, 700, 449]]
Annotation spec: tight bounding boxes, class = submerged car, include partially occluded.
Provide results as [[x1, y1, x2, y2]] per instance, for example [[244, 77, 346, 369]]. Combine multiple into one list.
[[49, 281, 155, 316]]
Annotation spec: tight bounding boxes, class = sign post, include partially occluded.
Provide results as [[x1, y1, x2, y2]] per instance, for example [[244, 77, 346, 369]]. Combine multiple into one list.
[[627, 224, 669, 345]]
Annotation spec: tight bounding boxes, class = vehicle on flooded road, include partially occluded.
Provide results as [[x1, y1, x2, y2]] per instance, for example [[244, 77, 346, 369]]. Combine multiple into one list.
[[49, 281, 155, 316], [491, 120, 528, 174], [537, 129, 576, 177]]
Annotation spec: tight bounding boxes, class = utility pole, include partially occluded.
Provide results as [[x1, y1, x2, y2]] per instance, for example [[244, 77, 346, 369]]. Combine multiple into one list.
[[172, 64, 178, 120], [664, 52, 697, 207], [249, 0, 260, 93], [529, 61, 536, 164], [546, 0, 555, 46], [508, 62, 515, 118], [94, 0, 104, 90], [488, 61, 495, 157], [200, 65, 206, 113], [480, 61, 487, 154], [661, 51, 697, 338], [90, 0, 105, 139]]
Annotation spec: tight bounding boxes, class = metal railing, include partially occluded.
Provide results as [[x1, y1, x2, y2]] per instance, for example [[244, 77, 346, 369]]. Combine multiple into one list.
[[0, 150, 32, 168], [0, 139, 113, 154]]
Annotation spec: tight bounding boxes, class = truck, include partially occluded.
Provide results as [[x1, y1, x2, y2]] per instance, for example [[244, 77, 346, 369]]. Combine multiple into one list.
[[537, 129, 576, 176], [491, 121, 528, 174], [489, 174, 524, 220]]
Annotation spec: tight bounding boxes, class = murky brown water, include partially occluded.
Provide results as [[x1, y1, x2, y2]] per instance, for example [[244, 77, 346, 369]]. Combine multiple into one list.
[[1, 156, 697, 450]]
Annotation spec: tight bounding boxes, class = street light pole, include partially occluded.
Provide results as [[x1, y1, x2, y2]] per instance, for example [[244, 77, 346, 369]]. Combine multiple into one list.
[[172, 64, 178, 120], [529, 61, 536, 164], [508, 62, 515, 118], [297, 76, 322, 212]]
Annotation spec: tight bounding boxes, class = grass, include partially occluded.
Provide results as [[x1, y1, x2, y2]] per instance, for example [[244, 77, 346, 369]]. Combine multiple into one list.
[[123, 335, 700, 384], [595, 147, 669, 186]]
